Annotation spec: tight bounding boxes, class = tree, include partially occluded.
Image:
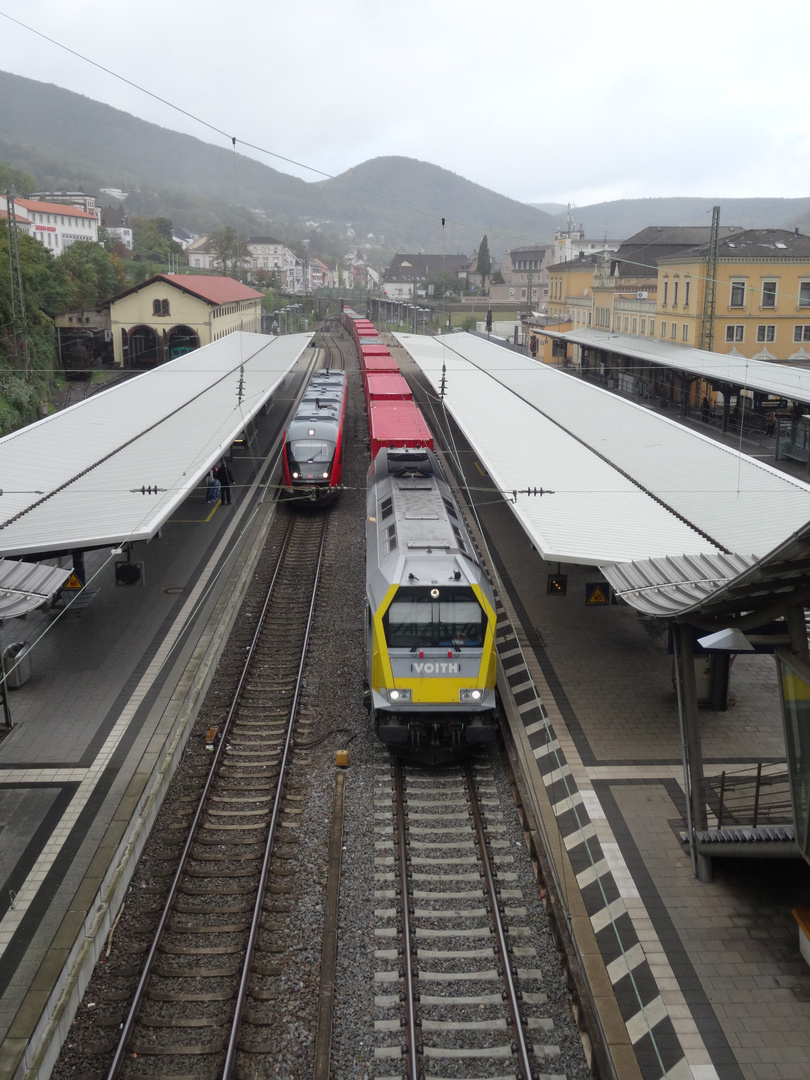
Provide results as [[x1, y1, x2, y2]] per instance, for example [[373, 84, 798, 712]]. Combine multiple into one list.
[[0, 162, 36, 197], [476, 235, 491, 283], [207, 226, 247, 275], [131, 216, 182, 262], [58, 241, 127, 308]]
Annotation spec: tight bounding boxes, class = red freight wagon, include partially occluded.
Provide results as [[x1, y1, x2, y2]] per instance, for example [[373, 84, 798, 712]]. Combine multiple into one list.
[[360, 343, 392, 367], [363, 354, 399, 375], [368, 399, 433, 459], [364, 371, 413, 411]]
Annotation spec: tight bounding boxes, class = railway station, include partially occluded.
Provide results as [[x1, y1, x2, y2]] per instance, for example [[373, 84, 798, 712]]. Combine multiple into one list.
[[0, 323, 809, 1080]]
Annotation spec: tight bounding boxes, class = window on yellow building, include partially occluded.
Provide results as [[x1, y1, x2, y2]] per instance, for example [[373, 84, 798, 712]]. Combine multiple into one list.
[[762, 281, 777, 308], [757, 325, 776, 342], [632, 318, 637, 333], [684, 280, 690, 307], [660, 322, 666, 338], [794, 325, 810, 342], [730, 281, 746, 307], [726, 325, 744, 342], [663, 280, 668, 305], [682, 324, 688, 341], [624, 316, 629, 331], [673, 281, 679, 306], [799, 282, 810, 307], [649, 321, 655, 335], [640, 318, 646, 334], [670, 322, 677, 339]]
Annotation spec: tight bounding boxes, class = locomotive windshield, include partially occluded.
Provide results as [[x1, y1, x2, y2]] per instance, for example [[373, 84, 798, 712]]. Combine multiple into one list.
[[383, 585, 486, 649], [289, 439, 334, 465]]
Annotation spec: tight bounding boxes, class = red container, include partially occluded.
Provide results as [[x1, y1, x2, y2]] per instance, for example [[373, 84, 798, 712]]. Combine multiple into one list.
[[369, 400, 433, 459], [364, 371, 412, 411], [363, 354, 399, 375]]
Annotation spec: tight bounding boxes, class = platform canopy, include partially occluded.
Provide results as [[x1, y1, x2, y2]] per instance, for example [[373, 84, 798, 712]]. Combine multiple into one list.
[[0, 559, 72, 621], [540, 326, 810, 402], [395, 332, 810, 616], [0, 332, 311, 558]]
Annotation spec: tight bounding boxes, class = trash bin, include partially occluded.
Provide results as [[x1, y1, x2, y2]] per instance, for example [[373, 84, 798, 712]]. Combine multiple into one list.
[[4, 642, 32, 689]]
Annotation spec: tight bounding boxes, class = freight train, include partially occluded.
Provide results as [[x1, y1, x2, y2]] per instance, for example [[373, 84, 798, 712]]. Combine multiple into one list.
[[339, 306, 500, 758]]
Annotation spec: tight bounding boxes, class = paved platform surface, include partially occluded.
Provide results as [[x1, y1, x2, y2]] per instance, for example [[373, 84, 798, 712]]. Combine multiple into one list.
[[0, 363, 308, 1079]]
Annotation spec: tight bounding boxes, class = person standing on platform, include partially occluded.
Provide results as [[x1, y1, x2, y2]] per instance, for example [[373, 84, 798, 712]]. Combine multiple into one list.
[[205, 470, 220, 504], [218, 461, 233, 505]]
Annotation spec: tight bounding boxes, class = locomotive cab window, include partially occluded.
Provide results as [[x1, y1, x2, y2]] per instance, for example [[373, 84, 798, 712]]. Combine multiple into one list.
[[383, 586, 486, 649], [289, 439, 334, 464]]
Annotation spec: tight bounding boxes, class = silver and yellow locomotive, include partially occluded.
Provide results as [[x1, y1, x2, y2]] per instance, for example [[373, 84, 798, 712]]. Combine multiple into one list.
[[365, 447, 498, 759]]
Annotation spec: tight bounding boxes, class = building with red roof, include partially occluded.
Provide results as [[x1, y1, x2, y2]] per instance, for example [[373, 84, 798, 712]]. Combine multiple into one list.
[[107, 273, 264, 367], [0, 195, 98, 253]]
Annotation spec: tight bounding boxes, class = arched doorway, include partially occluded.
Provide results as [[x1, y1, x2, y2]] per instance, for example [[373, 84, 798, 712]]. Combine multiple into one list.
[[126, 325, 160, 367], [167, 325, 199, 361]]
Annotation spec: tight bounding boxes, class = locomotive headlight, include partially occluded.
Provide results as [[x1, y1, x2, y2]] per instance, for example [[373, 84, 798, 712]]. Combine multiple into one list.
[[322, 471, 329, 478], [292, 471, 299, 479], [460, 688, 483, 703], [387, 688, 412, 703]]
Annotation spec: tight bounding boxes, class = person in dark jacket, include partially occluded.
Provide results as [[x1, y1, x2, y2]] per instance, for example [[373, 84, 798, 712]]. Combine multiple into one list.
[[218, 461, 233, 505]]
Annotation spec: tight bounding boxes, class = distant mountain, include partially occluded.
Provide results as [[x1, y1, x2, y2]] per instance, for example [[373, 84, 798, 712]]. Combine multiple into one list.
[[534, 196, 810, 240], [531, 202, 568, 216], [0, 70, 558, 258]]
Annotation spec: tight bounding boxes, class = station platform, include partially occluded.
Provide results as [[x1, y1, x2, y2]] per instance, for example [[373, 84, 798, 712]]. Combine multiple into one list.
[[0, 365, 307, 1080]]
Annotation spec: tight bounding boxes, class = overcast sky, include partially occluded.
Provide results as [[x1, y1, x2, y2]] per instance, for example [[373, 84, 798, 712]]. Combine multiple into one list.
[[1, 0, 807, 210]]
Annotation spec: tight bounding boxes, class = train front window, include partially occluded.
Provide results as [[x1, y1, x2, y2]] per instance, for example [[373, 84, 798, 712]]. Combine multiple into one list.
[[384, 586, 486, 649], [290, 439, 332, 463]]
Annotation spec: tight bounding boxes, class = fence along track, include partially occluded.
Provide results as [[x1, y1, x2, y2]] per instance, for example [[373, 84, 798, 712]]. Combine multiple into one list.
[[376, 755, 563, 1079], [107, 510, 328, 1079]]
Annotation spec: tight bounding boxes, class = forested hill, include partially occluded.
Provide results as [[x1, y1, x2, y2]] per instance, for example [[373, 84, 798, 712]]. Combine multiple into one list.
[[0, 70, 557, 255]]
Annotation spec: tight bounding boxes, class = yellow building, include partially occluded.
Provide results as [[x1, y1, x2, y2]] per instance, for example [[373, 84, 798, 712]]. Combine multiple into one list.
[[108, 274, 263, 367], [656, 229, 810, 361]]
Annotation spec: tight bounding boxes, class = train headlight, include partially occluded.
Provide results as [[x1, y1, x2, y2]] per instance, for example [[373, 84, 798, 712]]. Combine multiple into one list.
[[460, 688, 483, 703], [387, 688, 412, 703], [322, 471, 329, 479], [292, 471, 299, 479]]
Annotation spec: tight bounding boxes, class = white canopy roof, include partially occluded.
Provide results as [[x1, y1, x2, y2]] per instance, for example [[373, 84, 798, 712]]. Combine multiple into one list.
[[395, 332, 810, 568], [540, 326, 810, 401], [0, 332, 311, 557]]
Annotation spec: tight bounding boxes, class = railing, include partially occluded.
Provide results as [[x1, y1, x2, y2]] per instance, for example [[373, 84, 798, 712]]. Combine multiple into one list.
[[705, 763, 792, 829]]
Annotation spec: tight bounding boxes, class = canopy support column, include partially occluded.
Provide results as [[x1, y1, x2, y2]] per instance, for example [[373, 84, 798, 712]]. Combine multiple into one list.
[[674, 622, 712, 882]]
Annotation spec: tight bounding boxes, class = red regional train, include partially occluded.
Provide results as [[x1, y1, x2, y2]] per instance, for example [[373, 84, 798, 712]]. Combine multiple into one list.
[[281, 367, 348, 502]]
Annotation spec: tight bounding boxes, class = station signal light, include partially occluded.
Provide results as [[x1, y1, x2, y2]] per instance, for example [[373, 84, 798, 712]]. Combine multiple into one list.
[[530, 336, 538, 356], [547, 573, 567, 596], [486, 310, 493, 333]]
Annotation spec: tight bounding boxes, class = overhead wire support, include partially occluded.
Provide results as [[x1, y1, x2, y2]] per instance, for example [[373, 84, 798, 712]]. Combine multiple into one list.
[[5, 190, 32, 380], [508, 487, 555, 503], [699, 205, 721, 352]]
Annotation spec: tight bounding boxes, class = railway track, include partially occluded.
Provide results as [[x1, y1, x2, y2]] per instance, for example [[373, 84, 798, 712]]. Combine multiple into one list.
[[104, 510, 329, 1079], [374, 756, 564, 1079]]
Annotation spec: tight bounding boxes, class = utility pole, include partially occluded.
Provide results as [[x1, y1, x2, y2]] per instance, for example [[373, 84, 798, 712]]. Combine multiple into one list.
[[5, 191, 32, 379], [700, 206, 720, 352]]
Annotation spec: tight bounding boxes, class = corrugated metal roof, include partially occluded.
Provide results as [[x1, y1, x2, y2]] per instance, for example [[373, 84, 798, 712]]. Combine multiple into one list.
[[395, 332, 810, 567], [0, 560, 72, 621], [541, 327, 810, 401], [0, 332, 311, 557]]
